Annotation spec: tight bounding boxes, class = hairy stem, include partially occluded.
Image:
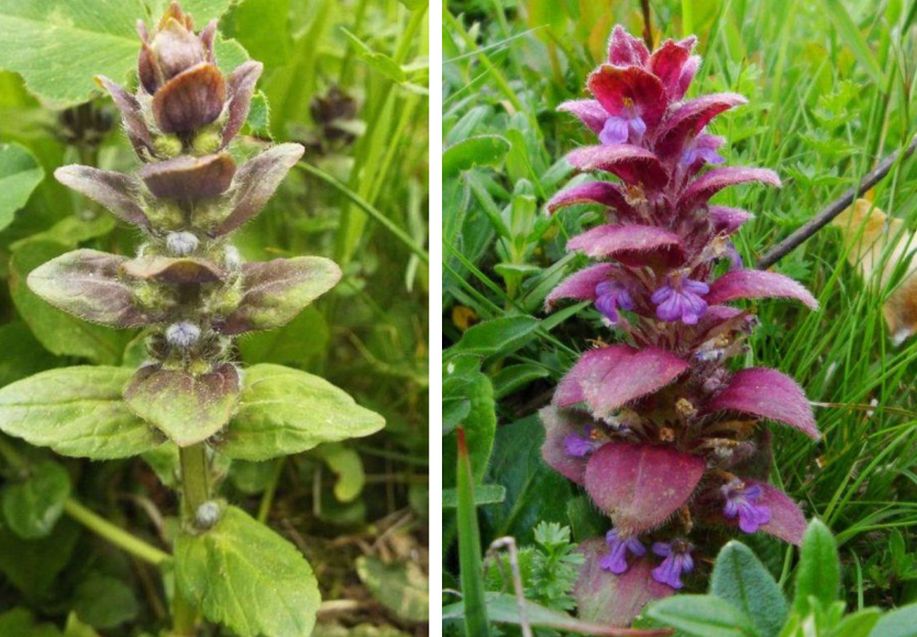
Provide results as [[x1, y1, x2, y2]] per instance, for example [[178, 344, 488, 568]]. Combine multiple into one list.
[[63, 499, 169, 566], [179, 443, 210, 521]]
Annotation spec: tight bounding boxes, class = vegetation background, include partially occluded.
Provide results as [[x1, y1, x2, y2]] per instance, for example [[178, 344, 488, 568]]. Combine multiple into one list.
[[442, 0, 916, 627], [0, 0, 429, 635]]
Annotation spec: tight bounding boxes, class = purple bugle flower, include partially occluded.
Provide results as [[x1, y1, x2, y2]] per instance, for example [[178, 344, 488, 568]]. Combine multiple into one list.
[[651, 540, 694, 589], [652, 278, 709, 325], [598, 528, 646, 575], [722, 479, 772, 534]]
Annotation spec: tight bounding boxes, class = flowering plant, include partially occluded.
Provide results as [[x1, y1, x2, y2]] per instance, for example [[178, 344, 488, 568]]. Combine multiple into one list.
[[541, 26, 820, 625], [0, 3, 383, 635]]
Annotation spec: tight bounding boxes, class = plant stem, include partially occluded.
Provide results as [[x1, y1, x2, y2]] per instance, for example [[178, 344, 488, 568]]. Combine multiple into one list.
[[179, 443, 210, 520], [257, 458, 284, 523], [63, 499, 169, 566]]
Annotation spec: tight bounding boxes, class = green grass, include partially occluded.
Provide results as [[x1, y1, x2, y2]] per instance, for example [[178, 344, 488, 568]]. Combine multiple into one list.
[[443, 0, 916, 611]]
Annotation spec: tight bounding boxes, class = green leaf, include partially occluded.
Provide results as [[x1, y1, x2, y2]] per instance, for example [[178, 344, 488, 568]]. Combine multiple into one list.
[[448, 316, 539, 359], [491, 363, 550, 399], [64, 613, 101, 637], [72, 573, 139, 629], [175, 505, 321, 637], [0, 142, 43, 230], [0, 517, 79, 599], [831, 608, 880, 637], [0, 608, 62, 637], [238, 307, 329, 365], [646, 594, 762, 637], [442, 362, 496, 483], [455, 428, 490, 636], [868, 603, 917, 637], [1, 460, 70, 539], [312, 443, 365, 502], [228, 459, 275, 495], [244, 90, 272, 138], [10, 239, 130, 364], [224, 0, 290, 66], [356, 556, 429, 623], [0, 322, 61, 388], [219, 364, 385, 461], [340, 28, 406, 83], [711, 541, 788, 637], [0, 366, 161, 459], [817, 0, 885, 86], [443, 135, 512, 178], [792, 519, 840, 616], [442, 484, 506, 508], [0, 0, 235, 107], [443, 592, 668, 636]]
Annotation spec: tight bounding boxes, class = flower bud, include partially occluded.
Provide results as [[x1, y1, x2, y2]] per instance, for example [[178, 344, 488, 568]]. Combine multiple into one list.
[[166, 231, 199, 256], [153, 134, 184, 158], [192, 127, 222, 156], [166, 321, 201, 348]]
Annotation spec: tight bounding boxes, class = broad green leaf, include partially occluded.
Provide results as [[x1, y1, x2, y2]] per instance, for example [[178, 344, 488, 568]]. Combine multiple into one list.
[[711, 542, 788, 637], [448, 316, 539, 358], [0, 366, 161, 459], [1, 460, 70, 539], [0, 608, 62, 637], [356, 556, 429, 623], [238, 307, 329, 365], [10, 240, 131, 364], [869, 604, 917, 637], [225, 0, 290, 66], [64, 613, 100, 637], [72, 573, 139, 629], [0, 0, 235, 107], [0, 142, 43, 230], [175, 505, 321, 637], [442, 363, 495, 483], [646, 594, 762, 637], [0, 322, 61, 387], [219, 364, 385, 461], [792, 519, 840, 616], [443, 135, 511, 178], [312, 443, 365, 502], [831, 608, 880, 637], [0, 517, 79, 599]]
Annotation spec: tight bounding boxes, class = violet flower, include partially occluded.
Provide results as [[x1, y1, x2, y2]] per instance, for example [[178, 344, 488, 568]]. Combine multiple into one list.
[[722, 479, 772, 534], [651, 541, 694, 589], [651, 278, 709, 324], [599, 529, 646, 575], [540, 25, 822, 625], [564, 425, 601, 457], [595, 280, 634, 323]]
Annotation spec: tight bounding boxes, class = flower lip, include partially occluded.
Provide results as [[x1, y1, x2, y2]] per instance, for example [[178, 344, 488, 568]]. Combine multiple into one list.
[[721, 478, 772, 534], [651, 540, 694, 589], [652, 277, 709, 325], [563, 424, 603, 458], [594, 280, 634, 323], [599, 528, 646, 575]]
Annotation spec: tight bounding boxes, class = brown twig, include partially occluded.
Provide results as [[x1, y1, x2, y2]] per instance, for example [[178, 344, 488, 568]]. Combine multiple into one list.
[[756, 133, 917, 269]]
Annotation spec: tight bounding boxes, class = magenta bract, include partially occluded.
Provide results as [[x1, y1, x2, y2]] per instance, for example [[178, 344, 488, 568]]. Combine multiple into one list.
[[538, 25, 820, 615]]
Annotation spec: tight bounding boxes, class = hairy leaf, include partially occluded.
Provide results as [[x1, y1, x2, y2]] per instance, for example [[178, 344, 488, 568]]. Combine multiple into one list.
[[219, 364, 384, 461], [0, 366, 160, 458], [175, 505, 320, 637], [710, 541, 786, 637]]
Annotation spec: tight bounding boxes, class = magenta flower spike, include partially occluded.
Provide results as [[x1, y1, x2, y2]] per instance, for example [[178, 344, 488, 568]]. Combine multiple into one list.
[[542, 26, 821, 625]]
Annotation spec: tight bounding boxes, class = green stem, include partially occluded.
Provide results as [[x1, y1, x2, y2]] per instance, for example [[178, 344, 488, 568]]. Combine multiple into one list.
[[179, 443, 210, 520], [63, 499, 169, 566], [257, 458, 285, 524]]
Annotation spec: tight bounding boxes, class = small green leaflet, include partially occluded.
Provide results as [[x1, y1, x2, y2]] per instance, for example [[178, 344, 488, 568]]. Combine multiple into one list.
[[0, 142, 43, 231]]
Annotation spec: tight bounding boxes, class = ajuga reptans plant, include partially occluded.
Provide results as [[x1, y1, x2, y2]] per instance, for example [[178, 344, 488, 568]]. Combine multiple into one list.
[[540, 27, 820, 625], [0, 3, 384, 635]]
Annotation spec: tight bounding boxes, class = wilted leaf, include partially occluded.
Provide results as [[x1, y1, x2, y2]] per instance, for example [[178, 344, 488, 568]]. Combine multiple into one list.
[[0, 142, 43, 230], [219, 364, 384, 461], [1, 460, 70, 539], [175, 505, 321, 637], [356, 556, 429, 623], [0, 366, 161, 459]]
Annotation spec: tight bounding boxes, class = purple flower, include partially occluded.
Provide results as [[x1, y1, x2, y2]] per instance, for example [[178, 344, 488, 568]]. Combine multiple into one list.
[[563, 425, 601, 458], [599, 528, 646, 575], [600, 113, 646, 145], [651, 541, 694, 589], [722, 479, 772, 534], [595, 280, 634, 323], [725, 242, 744, 270], [680, 134, 725, 166], [651, 278, 709, 324]]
